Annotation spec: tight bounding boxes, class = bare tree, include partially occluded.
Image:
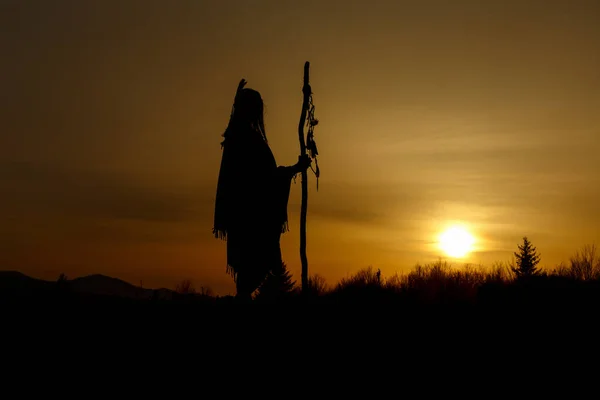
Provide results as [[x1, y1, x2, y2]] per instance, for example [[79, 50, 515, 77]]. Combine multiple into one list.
[[197, 286, 214, 297], [569, 244, 600, 281], [175, 279, 196, 294]]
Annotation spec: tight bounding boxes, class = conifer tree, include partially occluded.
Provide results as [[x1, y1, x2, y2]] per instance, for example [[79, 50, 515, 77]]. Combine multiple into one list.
[[511, 237, 542, 278], [256, 262, 296, 301]]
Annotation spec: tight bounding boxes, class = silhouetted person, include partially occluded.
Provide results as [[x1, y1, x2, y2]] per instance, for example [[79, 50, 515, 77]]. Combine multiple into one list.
[[213, 82, 311, 302]]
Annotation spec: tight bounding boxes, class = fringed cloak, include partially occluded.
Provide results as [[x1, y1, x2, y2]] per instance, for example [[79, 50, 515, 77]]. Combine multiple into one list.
[[213, 128, 295, 284]]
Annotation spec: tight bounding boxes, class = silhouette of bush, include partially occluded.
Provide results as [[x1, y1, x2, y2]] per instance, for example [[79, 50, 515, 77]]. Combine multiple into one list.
[[335, 266, 382, 289], [329, 266, 393, 303], [56, 273, 69, 287], [197, 286, 214, 297], [550, 262, 572, 278], [401, 260, 479, 303], [55, 272, 71, 298], [485, 262, 513, 284], [306, 274, 329, 296], [329, 261, 514, 305]]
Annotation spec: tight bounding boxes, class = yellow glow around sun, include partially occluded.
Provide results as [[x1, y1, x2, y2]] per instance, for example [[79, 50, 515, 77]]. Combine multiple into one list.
[[438, 226, 475, 258]]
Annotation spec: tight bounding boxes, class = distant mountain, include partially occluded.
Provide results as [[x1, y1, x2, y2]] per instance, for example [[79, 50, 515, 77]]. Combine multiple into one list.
[[0, 271, 52, 294], [0, 271, 176, 300], [70, 274, 153, 299]]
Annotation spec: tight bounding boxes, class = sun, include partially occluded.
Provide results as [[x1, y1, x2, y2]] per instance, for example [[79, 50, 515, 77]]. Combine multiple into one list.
[[438, 226, 475, 258]]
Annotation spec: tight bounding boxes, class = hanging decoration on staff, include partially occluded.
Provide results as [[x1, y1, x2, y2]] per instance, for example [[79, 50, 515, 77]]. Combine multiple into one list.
[[297, 61, 320, 294]]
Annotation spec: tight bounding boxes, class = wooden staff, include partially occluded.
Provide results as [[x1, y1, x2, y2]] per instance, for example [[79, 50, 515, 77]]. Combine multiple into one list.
[[298, 62, 311, 294]]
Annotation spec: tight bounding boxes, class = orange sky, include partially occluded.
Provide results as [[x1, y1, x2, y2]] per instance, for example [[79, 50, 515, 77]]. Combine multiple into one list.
[[1, 0, 599, 295]]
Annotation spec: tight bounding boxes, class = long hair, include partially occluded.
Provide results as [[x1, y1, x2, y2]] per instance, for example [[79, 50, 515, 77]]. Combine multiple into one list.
[[223, 88, 267, 144]]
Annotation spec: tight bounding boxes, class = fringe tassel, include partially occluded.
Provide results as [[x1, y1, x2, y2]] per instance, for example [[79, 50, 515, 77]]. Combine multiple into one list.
[[226, 264, 236, 281], [213, 228, 227, 241]]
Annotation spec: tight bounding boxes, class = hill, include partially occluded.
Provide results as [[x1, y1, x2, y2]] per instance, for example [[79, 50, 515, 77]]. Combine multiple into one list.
[[0, 271, 176, 301]]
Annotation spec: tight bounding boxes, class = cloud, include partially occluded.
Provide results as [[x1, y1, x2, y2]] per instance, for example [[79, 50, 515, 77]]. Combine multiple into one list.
[[1, 161, 215, 224], [296, 181, 428, 228]]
